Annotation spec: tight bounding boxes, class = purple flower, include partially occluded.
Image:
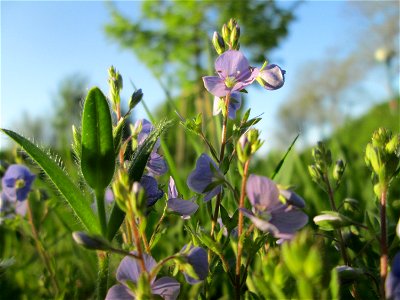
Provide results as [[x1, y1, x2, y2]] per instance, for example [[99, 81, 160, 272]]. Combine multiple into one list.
[[187, 154, 224, 202], [146, 152, 168, 176], [2, 164, 35, 201], [256, 64, 285, 90], [0, 192, 28, 223], [242, 175, 308, 240], [140, 175, 164, 207], [167, 177, 198, 219], [279, 189, 306, 208], [213, 91, 242, 119], [203, 50, 258, 97], [134, 119, 167, 176], [386, 252, 400, 300], [180, 245, 208, 284], [106, 253, 180, 300]]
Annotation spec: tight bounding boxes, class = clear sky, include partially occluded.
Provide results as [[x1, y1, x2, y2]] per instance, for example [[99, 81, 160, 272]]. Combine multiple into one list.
[[0, 1, 392, 151]]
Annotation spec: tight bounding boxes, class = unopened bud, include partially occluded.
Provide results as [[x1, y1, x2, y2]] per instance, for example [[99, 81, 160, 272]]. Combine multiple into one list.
[[130, 182, 146, 217], [308, 165, 323, 184], [221, 24, 231, 46], [230, 25, 240, 50], [333, 159, 346, 181], [72, 231, 111, 251], [129, 89, 143, 110], [212, 32, 225, 55]]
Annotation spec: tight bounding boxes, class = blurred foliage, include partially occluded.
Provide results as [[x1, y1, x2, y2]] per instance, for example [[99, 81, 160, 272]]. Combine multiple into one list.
[[278, 1, 399, 144]]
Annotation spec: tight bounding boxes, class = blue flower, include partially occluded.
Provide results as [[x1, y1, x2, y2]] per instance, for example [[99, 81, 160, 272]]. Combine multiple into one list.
[[255, 64, 286, 90], [180, 245, 208, 284], [106, 253, 180, 300], [167, 177, 198, 219], [187, 154, 224, 202], [140, 175, 163, 207], [242, 175, 308, 240], [386, 252, 400, 300], [134, 119, 167, 176], [203, 50, 258, 97], [2, 164, 35, 201]]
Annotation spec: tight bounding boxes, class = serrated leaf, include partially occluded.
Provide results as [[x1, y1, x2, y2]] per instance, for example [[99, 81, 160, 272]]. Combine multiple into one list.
[[81, 87, 115, 190], [106, 120, 172, 240], [1, 129, 100, 233]]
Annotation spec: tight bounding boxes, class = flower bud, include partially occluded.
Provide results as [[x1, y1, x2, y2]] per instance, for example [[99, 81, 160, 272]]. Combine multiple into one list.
[[112, 170, 130, 212], [212, 32, 225, 55], [333, 159, 346, 181], [221, 24, 231, 46], [256, 64, 285, 90], [129, 89, 143, 110], [308, 165, 323, 184], [230, 25, 240, 50], [72, 231, 111, 251], [130, 182, 147, 217], [236, 129, 262, 163]]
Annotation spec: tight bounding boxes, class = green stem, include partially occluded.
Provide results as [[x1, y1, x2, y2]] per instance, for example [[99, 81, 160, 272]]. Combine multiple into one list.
[[96, 251, 109, 300], [96, 188, 107, 236], [236, 159, 250, 299], [210, 93, 231, 239]]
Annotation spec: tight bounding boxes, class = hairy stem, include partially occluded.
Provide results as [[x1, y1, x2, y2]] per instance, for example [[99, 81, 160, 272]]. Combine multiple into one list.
[[96, 251, 109, 300], [235, 159, 250, 300]]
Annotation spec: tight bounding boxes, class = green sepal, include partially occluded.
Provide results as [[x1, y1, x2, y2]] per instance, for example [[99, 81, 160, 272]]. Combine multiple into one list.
[[81, 87, 115, 190]]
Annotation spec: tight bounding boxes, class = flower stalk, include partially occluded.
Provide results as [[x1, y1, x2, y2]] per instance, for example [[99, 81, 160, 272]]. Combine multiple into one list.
[[379, 184, 388, 299], [235, 159, 250, 299]]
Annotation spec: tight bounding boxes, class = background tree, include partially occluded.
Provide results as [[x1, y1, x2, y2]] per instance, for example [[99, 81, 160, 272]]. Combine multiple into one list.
[[104, 0, 298, 167], [277, 1, 399, 146]]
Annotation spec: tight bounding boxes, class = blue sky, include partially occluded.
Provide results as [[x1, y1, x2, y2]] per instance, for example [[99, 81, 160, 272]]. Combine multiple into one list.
[[0, 1, 391, 150]]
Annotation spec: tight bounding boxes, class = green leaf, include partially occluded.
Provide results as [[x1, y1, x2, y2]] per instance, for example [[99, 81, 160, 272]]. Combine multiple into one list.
[[271, 134, 299, 180], [1, 129, 100, 233], [107, 120, 172, 240], [81, 87, 115, 190]]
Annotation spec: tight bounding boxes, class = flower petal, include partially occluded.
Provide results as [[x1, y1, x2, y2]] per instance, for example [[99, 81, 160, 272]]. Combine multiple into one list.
[[280, 189, 306, 208], [203, 76, 230, 97], [168, 198, 198, 218], [2, 164, 35, 201], [168, 176, 178, 199], [215, 50, 250, 78], [186, 246, 208, 284], [246, 175, 280, 211], [15, 200, 28, 216], [203, 186, 222, 202], [152, 277, 180, 300], [269, 204, 308, 235], [117, 253, 157, 284], [257, 64, 285, 90], [105, 284, 134, 300], [147, 152, 168, 176], [140, 175, 164, 207], [187, 154, 221, 195]]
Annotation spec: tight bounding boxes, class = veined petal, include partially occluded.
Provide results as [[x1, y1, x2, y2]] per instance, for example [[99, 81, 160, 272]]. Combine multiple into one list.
[[168, 176, 178, 199], [257, 64, 285, 90], [152, 277, 180, 300], [117, 253, 157, 284], [168, 198, 199, 218], [187, 154, 221, 195], [246, 174, 280, 211], [269, 204, 308, 234], [203, 76, 230, 97], [105, 284, 134, 300], [215, 50, 250, 78], [140, 175, 163, 207], [147, 152, 168, 176]]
